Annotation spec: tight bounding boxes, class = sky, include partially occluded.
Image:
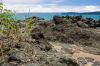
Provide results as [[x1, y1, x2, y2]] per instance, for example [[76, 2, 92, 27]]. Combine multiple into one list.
[[2, 0, 100, 13]]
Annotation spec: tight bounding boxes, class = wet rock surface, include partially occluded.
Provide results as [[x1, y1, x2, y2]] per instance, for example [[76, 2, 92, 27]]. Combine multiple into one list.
[[92, 60, 100, 66], [60, 55, 80, 66], [78, 57, 87, 65], [85, 57, 94, 62]]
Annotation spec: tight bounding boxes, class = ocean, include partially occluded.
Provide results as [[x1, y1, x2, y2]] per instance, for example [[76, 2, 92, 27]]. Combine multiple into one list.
[[15, 13, 100, 20]]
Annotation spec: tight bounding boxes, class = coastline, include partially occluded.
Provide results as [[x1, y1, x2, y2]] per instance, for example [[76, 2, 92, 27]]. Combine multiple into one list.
[[14, 13, 100, 20], [0, 15, 100, 66]]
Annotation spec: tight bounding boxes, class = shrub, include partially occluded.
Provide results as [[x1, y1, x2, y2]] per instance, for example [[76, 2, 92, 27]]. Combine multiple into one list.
[[0, 3, 13, 35], [23, 9, 34, 38], [63, 18, 67, 22], [0, 3, 35, 39]]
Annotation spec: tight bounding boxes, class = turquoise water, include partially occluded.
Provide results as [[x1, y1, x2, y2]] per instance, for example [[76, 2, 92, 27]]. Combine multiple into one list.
[[15, 13, 100, 20]]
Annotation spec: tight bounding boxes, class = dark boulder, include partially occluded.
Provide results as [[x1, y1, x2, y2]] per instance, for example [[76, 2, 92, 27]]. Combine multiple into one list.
[[92, 60, 100, 66], [74, 15, 82, 21], [35, 17, 45, 20], [62, 16, 65, 18], [89, 21, 95, 27], [17, 20, 21, 23], [86, 17, 93, 21], [38, 22, 51, 27], [78, 57, 87, 65], [60, 55, 80, 66], [30, 16, 36, 19], [30, 27, 44, 39], [94, 20, 100, 27], [77, 21, 89, 28], [65, 15, 71, 19], [85, 57, 94, 62], [81, 17, 98, 27], [53, 15, 66, 25], [33, 40, 52, 51], [65, 15, 82, 23]]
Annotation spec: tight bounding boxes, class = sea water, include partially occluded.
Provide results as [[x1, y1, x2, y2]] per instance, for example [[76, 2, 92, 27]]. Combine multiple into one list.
[[15, 13, 100, 20]]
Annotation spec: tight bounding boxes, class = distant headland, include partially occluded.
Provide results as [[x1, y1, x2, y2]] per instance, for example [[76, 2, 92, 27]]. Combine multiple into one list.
[[61, 11, 100, 15]]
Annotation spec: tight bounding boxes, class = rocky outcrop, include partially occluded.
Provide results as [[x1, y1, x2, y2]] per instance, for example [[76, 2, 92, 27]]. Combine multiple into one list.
[[29, 15, 100, 50], [64, 15, 100, 28], [1, 15, 100, 66], [0, 40, 82, 66], [53, 15, 66, 25]]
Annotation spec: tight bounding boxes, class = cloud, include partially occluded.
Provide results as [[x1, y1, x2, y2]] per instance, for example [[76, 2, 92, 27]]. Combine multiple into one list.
[[2, 0, 100, 13], [3, 4, 100, 13], [84, 5, 100, 12]]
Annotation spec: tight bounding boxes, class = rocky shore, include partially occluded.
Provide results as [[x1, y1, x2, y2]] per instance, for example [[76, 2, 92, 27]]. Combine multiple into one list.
[[0, 15, 100, 66]]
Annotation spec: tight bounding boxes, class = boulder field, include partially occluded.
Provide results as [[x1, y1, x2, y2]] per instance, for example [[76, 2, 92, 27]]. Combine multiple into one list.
[[0, 15, 100, 66]]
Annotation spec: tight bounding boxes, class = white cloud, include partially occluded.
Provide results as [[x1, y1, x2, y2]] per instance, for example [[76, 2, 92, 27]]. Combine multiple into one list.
[[2, 0, 100, 13], [3, 4, 100, 13], [84, 5, 100, 12]]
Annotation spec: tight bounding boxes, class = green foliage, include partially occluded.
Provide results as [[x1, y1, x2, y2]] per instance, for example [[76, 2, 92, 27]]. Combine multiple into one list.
[[0, 3, 35, 39], [0, 3, 20, 38], [14, 13, 19, 37], [0, 25, 4, 38], [23, 9, 34, 38], [63, 18, 67, 22]]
